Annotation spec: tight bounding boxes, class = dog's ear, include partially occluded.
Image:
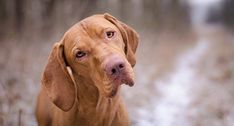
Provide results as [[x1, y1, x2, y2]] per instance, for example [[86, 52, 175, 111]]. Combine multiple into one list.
[[41, 42, 76, 111], [104, 13, 139, 67]]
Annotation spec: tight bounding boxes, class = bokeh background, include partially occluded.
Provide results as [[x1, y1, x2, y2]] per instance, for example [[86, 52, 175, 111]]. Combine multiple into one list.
[[0, 0, 234, 126]]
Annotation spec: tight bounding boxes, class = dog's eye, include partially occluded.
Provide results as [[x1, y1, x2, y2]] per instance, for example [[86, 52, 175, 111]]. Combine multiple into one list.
[[76, 51, 86, 58], [105, 31, 115, 38]]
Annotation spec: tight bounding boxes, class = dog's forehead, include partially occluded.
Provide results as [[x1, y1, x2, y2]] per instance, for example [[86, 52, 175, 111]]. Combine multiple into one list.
[[64, 15, 120, 47], [67, 16, 117, 38], [81, 15, 115, 29]]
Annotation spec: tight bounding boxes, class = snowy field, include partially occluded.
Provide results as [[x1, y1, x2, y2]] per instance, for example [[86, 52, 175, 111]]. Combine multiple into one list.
[[124, 28, 234, 126]]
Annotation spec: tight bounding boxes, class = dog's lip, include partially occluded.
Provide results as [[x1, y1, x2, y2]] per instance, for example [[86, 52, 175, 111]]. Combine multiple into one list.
[[107, 75, 134, 98], [121, 78, 134, 87], [113, 76, 134, 87]]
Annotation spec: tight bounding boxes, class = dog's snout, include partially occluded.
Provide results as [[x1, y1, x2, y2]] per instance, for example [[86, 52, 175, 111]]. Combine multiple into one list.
[[104, 56, 126, 76], [110, 61, 125, 75]]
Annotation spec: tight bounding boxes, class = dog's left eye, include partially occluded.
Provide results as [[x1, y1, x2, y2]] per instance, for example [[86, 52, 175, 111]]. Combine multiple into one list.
[[76, 51, 86, 59], [105, 31, 115, 38]]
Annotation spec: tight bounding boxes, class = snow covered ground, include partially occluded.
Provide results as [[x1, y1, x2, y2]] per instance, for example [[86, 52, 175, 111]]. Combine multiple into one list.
[[123, 1, 234, 125], [154, 40, 210, 126], [124, 26, 234, 126]]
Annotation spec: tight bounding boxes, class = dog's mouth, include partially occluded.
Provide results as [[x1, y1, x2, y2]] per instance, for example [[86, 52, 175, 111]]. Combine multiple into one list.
[[107, 75, 134, 98]]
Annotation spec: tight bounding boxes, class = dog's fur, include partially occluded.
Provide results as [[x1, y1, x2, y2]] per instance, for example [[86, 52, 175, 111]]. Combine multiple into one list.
[[36, 13, 139, 126]]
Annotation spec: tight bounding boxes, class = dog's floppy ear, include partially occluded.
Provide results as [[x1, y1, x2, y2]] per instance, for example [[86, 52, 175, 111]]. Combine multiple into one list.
[[104, 13, 139, 67], [41, 42, 76, 111]]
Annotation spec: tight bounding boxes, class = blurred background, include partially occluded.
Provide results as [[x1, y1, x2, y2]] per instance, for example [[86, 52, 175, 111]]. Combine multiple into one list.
[[0, 0, 234, 126]]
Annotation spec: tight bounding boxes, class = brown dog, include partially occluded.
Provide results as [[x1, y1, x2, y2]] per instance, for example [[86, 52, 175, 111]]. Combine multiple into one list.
[[36, 13, 139, 126]]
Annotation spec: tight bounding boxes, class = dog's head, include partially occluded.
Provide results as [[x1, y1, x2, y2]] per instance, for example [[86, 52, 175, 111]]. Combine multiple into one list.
[[41, 13, 139, 111]]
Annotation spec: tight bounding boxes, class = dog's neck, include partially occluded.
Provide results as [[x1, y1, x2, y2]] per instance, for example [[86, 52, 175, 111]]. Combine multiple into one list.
[[72, 73, 126, 125], [67, 67, 122, 110], [74, 74, 121, 105]]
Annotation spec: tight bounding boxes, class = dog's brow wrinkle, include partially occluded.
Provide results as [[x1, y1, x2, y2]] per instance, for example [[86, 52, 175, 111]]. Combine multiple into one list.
[[80, 21, 93, 41], [80, 21, 102, 45]]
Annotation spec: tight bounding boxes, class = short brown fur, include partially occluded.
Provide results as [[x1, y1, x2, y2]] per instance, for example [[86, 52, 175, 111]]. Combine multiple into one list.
[[36, 13, 139, 126]]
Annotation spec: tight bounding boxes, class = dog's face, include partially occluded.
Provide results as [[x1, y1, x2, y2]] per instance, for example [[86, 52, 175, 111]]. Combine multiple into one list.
[[42, 14, 139, 111]]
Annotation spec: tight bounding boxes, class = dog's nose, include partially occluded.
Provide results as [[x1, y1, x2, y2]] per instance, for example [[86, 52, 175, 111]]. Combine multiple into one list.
[[110, 61, 125, 75], [104, 56, 125, 76]]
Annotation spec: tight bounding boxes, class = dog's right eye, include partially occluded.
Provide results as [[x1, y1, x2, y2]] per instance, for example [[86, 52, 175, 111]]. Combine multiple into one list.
[[76, 51, 86, 59], [105, 30, 116, 39], [106, 31, 115, 38]]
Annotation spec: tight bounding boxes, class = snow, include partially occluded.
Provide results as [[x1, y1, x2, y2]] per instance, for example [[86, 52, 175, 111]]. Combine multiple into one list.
[[135, 40, 210, 126], [155, 40, 210, 126]]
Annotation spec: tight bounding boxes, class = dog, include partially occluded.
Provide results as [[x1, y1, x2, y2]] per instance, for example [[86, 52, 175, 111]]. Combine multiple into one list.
[[36, 13, 139, 126]]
